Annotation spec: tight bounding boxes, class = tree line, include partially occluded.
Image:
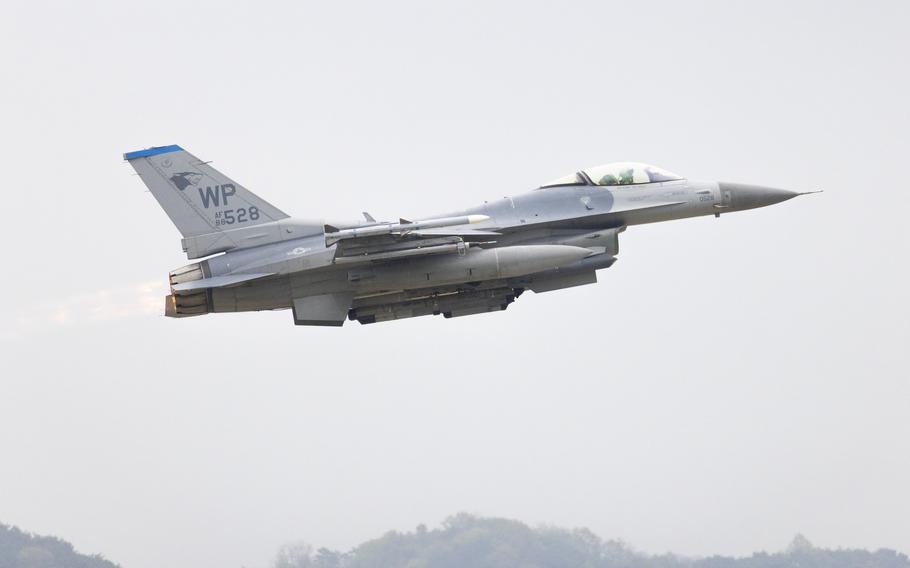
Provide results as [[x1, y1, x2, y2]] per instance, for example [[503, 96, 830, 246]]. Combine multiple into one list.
[[0, 523, 120, 568], [273, 514, 910, 568]]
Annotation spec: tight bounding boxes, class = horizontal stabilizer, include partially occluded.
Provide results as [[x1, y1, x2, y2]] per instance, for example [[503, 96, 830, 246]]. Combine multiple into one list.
[[172, 273, 273, 292]]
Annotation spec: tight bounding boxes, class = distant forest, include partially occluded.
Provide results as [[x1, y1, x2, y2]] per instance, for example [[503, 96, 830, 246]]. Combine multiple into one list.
[[0, 523, 119, 568], [274, 514, 910, 568], [3, 515, 907, 568]]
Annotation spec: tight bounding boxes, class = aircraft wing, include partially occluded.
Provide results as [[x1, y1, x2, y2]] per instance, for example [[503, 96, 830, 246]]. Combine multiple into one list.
[[325, 215, 499, 264], [333, 234, 482, 265]]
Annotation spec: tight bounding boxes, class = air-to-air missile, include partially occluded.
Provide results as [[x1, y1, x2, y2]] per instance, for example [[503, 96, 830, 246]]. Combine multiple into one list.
[[124, 145, 817, 326]]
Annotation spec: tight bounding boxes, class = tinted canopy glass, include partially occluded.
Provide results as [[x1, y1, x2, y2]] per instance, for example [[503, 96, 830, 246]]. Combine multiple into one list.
[[584, 162, 683, 186], [540, 163, 683, 188], [539, 172, 586, 188]]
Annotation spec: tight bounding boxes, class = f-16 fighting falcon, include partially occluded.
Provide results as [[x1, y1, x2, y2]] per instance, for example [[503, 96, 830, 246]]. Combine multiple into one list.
[[124, 145, 816, 326]]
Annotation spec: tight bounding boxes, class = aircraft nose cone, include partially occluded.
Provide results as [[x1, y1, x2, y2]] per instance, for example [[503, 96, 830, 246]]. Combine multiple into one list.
[[719, 182, 799, 211]]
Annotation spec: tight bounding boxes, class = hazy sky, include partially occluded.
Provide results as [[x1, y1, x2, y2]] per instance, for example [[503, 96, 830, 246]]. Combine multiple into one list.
[[1, 1, 908, 567]]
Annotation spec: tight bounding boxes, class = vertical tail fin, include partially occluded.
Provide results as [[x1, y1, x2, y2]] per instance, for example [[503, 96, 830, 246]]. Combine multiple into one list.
[[124, 145, 288, 238]]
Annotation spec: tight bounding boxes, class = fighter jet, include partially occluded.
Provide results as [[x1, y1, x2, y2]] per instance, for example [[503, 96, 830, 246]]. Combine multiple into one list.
[[124, 145, 815, 326]]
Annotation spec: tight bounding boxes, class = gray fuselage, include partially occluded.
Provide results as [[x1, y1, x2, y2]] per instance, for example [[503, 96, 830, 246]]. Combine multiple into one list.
[[180, 178, 792, 324]]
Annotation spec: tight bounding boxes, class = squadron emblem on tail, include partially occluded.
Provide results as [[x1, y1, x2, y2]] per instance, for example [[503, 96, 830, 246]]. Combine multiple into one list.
[[169, 171, 202, 191]]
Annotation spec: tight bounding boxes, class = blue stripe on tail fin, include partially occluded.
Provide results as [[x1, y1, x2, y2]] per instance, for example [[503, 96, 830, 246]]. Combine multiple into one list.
[[123, 145, 183, 160]]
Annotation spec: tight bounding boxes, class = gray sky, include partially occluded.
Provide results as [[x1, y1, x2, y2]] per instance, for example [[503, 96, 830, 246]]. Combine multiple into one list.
[[1, 1, 908, 567]]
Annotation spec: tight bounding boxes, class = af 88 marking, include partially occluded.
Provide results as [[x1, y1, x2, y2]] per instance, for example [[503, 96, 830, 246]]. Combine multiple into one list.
[[214, 207, 260, 227]]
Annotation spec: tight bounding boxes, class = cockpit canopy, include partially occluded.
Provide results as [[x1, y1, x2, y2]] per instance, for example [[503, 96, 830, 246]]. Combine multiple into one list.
[[541, 162, 683, 188]]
